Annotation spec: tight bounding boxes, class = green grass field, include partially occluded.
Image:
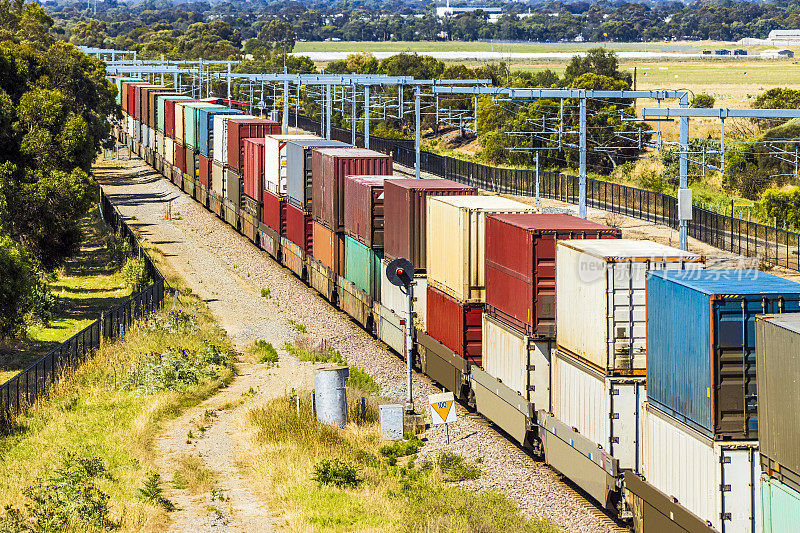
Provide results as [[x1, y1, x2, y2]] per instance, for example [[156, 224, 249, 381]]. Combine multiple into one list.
[[0, 209, 132, 383], [294, 40, 672, 54]]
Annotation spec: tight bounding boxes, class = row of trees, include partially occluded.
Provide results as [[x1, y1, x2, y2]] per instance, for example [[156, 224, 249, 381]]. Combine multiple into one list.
[[48, 0, 800, 54], [0, 0, 116, 338]]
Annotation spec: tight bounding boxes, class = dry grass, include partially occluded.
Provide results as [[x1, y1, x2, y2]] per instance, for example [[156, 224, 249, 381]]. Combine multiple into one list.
[[0, 287, 236, 532], [171, 454, 218, 494], [240, 394, 559, 533]]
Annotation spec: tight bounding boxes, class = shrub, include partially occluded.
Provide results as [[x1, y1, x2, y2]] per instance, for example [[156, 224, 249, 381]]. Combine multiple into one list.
[[283, 342, 345, 364], [121, 344, 232, 394], [137, 472, 174, 511], [379, 435, 423, 466], [346, 365, 380, 394], [691, 93, 715, 108], [122, 256, 147, 292], [422, 451, 481, 482], [140, 310, 199, 335], [311, 459, 363, 488], [251, 340, 279, 366], [0, 453, 115, 531]]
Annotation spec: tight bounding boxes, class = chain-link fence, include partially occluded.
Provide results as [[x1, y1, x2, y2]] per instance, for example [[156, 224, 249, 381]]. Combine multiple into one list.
[[0, 192, 166, 428], [291, 113, 800, 272]]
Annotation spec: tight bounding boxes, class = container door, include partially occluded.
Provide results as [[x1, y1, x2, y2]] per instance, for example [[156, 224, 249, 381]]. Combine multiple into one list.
[[719, 446, 760, 533], [303, 148, 313, 210], [609, 379, 645, 472]]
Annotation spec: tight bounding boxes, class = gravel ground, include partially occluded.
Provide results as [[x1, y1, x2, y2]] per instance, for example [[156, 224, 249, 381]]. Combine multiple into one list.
[[97, 150, 626, 532]]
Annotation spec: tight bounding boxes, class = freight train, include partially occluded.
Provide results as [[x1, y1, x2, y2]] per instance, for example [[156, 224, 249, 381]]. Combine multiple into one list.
[[111, 77, 800, 533]]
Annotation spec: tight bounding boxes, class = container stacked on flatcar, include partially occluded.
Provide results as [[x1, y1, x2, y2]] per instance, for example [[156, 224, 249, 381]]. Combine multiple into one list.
[[474, 214, 621, 449], [259, 135, 320, 258], [422, 195, 537, 399], [542, 239, 704, 516], [309, 148, 392, 306], [283, 139, 353, 279], [756, 314, 800, 533], [198, 106, 243, 212], [627, 270, 800, 532]]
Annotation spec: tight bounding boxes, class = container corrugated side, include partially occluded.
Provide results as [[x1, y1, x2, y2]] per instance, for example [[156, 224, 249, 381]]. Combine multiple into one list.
[[426, 285, 483, 365], [158, 95, 191, 134], [286, 140, 351, 210], [762, 474, 800, 533], [226, 118, 281, 172], [482, 314, 551, 410], [485, 213, 621, 338], [380, 257, 427, 331], [243, 138, 265, 203], [286, 202, 313, 253], [343, 236, 381, 300], [552, 349, 644, 472], [642, 403, 761, 533], [757, 315, 800, 478], [184, 103, 224, 151], [213, 114, 257, 166], [426, 195, 537, 304], [263, 135, 319, 196], [198, 108, 241, 158], [313, 221, 345, 275], [344, 175, 388, 249], [555, 239, 703, 375], [383, 179, 476, 271], [165, 137, 174, 165], [647, 269, 800, 440]]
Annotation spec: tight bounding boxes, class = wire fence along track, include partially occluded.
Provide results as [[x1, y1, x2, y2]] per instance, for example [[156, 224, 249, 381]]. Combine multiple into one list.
[[292, 113, 800, 272], [0, 193, 166, 428]]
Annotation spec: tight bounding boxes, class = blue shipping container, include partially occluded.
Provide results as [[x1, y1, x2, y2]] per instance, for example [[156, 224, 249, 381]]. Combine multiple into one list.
[[762, 474, 800, 533], [646, 269, 800, 440], [198, 108, 242, 158]]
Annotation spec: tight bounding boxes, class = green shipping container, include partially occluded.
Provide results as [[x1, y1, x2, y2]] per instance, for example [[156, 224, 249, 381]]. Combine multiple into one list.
[[762, 474, 800, 533], [114, 77, 137, 106], [184, 103, 224, 151], [158, 95, 191, 134], [344, 235, 382, 300]]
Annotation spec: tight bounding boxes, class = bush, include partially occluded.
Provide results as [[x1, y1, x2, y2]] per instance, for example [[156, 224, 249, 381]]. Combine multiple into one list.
[[379, 435, 423, 466], [121, 343, 233, 394], [311, 459, 363, 488], [422, 451, 481, 482], [0, 453, 114, 531], [691, 93, 715, 108], [346, 365, 380, 394], [283, 342, 344, 364], [140, 310, 199, 335], [251, 340, 279, 366], [137, 472, 174, 511], [0, 236, 43, 338], [122, 256, 147, 292]]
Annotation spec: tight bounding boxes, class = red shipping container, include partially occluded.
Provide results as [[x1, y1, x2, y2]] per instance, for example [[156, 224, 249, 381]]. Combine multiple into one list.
[[312, 148, 392, 233], [243, 138, 265, 204], [486, 214, 622, 338], [383, 178, 477, 271], [134, 84, 153, 122], [198, 154, 212, 188], [286, 202, 313, 253], [147, 88, 176, 129], [165, 99, 201, 139], [174, 142, 186, 174], [140, 86, 167, 128], [427, 285, 484, 366], [126, 82, 147, 118], [344, 175, 388, 249], [263, 190, 287, 235], [226, 118, 281, 172]]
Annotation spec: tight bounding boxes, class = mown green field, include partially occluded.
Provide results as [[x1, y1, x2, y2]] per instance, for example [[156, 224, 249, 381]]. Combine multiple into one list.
[[293, 40, 673, 53]]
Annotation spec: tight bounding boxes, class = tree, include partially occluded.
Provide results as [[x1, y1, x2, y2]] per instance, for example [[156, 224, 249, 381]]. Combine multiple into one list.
[[563, 48, 632, 87], [0, 234, 40, 339], [691, 93, 715, 108]]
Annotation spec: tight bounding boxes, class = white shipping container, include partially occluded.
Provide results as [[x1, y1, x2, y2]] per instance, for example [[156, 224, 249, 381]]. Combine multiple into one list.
[[426, 195, 537, 303], [380, 258, 427, 330], [125, 116, 134, 137], [174, 102, 188, 144], [642, 403, 761, 533], [551, 350, 645, 471], [156, 131, 165, 157], [211, 162, 225, 196], [212, 114, 257, 166], [165, 137, 174, 165], [555, 239, 703, 373], [482, 314, 551, 411], [264, 134, 319, 195]]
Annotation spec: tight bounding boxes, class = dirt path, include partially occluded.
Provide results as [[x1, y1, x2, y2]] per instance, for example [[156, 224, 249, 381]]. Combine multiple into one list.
[[95, 153, 630, 533]]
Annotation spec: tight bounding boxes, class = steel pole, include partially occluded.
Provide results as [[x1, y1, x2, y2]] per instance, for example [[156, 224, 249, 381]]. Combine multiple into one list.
[[226, 62, 231, 102], [415, 89, 421, 179], [405, 282, 414, 412], [578, 94, 587, 219], [535, 153, 540, 209], [720, 117, 725, 179], [364, 84, 370, 149], [351, 83, 357, 146], [326, 83, 332, 140], [282, 80, 289, 133], [679, 107, 689, 250]]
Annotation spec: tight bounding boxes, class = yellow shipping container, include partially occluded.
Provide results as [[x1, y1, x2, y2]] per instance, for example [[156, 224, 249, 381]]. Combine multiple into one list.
[[426, 195, 536, 303]]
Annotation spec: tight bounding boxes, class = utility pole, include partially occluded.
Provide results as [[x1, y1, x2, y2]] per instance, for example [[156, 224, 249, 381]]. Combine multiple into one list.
[[578, 93, 587, 219], [415, 87, 421, 179], [364, 84, 370, 149]]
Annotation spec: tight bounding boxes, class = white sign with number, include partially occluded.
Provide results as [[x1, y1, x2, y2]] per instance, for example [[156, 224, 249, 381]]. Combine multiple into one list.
[[428, 392, 457, 425]]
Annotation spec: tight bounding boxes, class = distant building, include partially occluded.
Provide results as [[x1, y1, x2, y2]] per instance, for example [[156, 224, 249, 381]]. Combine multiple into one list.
[[436, 1, 503, 21], [733, 49, 747, 56], [761, 49, 795, 58], [714, 49, 731, 55], [767, 30, 800, 44]]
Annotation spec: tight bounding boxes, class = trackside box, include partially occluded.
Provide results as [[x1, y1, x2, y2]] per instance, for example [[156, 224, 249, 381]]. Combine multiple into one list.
[[646, 269, 800, 440], [485, 213, 620, 338]]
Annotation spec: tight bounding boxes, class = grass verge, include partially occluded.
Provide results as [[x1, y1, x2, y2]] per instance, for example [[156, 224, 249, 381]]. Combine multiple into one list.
[[242, 393, 559, 533], [0, 278, 236, 532]]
